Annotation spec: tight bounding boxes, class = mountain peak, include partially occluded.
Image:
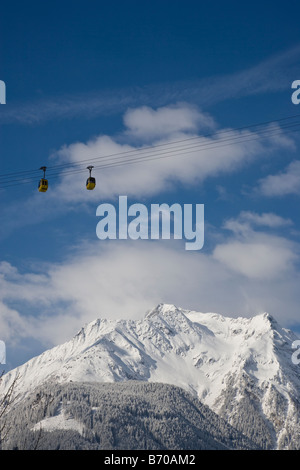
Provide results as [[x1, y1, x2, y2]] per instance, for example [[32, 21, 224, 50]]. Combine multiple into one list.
[[145, 303, 181, 318], [259, 311, 276, 323], [250, 311, 285, 336]]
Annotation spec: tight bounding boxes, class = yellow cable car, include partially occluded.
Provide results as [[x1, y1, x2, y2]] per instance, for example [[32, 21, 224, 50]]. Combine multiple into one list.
[[38, 178, 48, 192], [86, 165, 96, 190], [38, 166, 48, 192]]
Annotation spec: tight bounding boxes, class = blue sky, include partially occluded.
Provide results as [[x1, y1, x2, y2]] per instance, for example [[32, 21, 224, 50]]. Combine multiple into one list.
[[1, 0, 300, 370]]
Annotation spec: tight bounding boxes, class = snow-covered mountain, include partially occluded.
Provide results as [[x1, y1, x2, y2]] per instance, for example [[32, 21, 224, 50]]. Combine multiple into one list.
[[2, 303, 300, 449]]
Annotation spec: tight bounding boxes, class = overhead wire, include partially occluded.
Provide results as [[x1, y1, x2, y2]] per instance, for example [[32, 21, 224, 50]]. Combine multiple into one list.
[[46, 119, 300, 172], [48, 121, 300, 175], [1, 113, 300, 190], [3, 121, 300, 179], [1, 115, 300, 181], [1, 124, 299, 188], [7, 112, 300, 177]]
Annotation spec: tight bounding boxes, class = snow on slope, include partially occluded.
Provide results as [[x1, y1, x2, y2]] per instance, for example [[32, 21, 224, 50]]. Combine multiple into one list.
[[32, 405, 84, 435], [1, 303, 298, 405], [1, 303, 300, 448]]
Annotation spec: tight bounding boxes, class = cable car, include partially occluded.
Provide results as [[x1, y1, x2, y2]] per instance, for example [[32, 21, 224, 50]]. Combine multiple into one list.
[[38, 166, 48, 192], [86, 165, 96, 190]]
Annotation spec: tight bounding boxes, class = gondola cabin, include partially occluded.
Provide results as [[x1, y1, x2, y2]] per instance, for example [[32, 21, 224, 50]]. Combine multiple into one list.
[[38, 166, 48, 192], [86, 176, 96, 190], [86, 165, 96, 190], [38, 178, 48, 192]]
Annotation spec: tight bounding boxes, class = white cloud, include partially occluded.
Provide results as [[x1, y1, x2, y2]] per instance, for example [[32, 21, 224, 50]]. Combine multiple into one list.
[[237, 211, 293, 227], [0, 300, 30, 344], [223, 211, 293, 235], [213, 239, 296, 280], [257, 160, 300, 197], [123, 103, 216, 140], [1, 229, 300, 357], [0, 241, 224, 346], [213, 211, 298, 280], [49, 103, 293, 204]]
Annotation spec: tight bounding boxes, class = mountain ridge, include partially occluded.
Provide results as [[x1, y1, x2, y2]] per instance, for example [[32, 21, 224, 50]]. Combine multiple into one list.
[[1, 303, 300, 449]]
